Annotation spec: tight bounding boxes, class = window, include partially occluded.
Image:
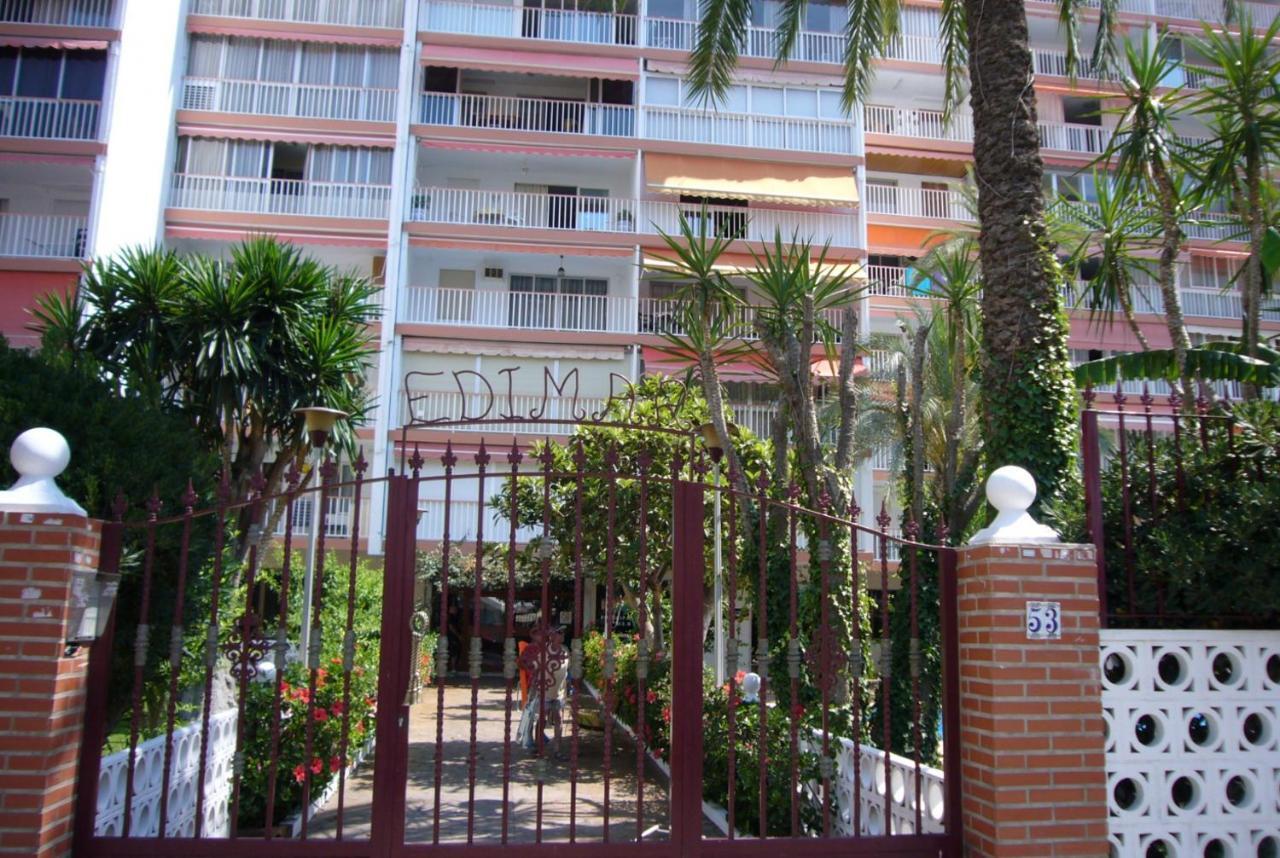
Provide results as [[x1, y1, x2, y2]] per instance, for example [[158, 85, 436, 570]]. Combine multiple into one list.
[[679, 194, 747, 239], [0, 48, 17, 96], [1062, 96, 1102, 127], [753, 86, 784, 115], [646, 76, 679, 106], [509, 274, 609, 329], [785, 88, 817, 117]]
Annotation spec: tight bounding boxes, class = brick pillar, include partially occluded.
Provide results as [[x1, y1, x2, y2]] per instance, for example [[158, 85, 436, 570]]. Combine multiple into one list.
[[956, 542, 1108, 857], [0, 512, 101, 858]]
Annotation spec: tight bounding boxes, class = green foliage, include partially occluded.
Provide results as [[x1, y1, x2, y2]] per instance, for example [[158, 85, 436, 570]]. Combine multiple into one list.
[[581, 630, 672, 760], [1096, 402, 1280, 626], [1073, 341, 1280, 388], [230, 553, 385, 830]]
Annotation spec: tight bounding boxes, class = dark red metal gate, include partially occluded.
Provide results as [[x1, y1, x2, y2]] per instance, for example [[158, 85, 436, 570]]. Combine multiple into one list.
[[73, 421, 961, 858]]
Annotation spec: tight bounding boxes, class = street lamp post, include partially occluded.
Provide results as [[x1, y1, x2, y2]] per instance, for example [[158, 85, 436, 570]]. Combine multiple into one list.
[[294, 406, 347, 664], [700, 423, 726, 686]]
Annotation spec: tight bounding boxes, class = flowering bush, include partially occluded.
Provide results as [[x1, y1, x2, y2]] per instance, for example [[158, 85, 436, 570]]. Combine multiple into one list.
[[582, 630, 671, 759]]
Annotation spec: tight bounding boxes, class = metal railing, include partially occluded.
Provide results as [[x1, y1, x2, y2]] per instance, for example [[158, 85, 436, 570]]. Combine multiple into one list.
[[400, 285, 637, 333], [0, 213, 86, 258], [181, 77, 398, 123], [420, 0, 638, 45], [1031, 48, 1105, 80], [1038, 120, 1111, 154], [409, 186, 857, 243], [188, 0, 403, 27], [643, 105, 856, 155], [169, 174, 393, 220], [416, 498, 540, 543], [405, 389, 610, 434], [0, 95, 100, 140], [272, 495, 354, 538], [864, 183, 969, 221], [0, 0, 116, 26], [864, 104, 972, 142], [420, 91, 635, 137]]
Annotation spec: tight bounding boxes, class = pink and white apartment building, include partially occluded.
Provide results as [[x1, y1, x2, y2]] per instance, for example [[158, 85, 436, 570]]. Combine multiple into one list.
[[0, 0, 1276, 553]]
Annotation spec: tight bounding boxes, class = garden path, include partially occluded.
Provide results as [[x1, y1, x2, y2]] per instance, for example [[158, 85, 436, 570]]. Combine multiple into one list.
[[309, 676, 673, 843]]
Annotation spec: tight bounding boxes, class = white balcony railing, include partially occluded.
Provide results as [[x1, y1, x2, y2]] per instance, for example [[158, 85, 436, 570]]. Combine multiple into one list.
[[273, 495, 354, 539], [638, 297, 849, 341], [0, 214, 86, 258], [864, 105, 972, 143], [420, 92, 635, 137], [643, 105, 857, 155], [410, 186, 858, 244], [169, 174, 393, 220], [417, 498, 541, 544], [0, 95, 100, 140], [1031, 48, 1106, 80], [405, 389, 609, 434], [1038, 120, 1111, 154], [181, 78, 398, 123], [400, 286, 637, 333], [188, 0, 403, 28], [864, 184, 969, 221], [421, 0, 638, 45], [0, 0, 117, 26], [865, 264, 911, 297]]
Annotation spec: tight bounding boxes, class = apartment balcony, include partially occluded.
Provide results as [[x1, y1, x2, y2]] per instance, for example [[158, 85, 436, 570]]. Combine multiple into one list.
[[421, 0, 639, 46], [400, 285, 637, 333], [639, 297, 851, 341], [1038, 120, 1110, 155], [0, 213, 87, 258], [181, 77, 398, 123], [864, 184, 968, 221], [409, 186, 857, 245], [169, 174, 392, 220], [864, 105, 972, 144], [188, 0, 403, 28], [0, 0, 117, 27], [1061, 280, 1280, 322], [416, 498, 539, 543], [272, 495, 354, 539], [404, 388, 610, 434], [1031, 48, 1105, 81], [642, 105, 857, 155], [419, 92, 635, 137], [0, 95, 100, 141]]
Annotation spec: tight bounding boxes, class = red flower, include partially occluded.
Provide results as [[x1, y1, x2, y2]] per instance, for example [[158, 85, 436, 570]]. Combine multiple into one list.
[[310, 757, 323, 775], [356, 723, 366, 735], [646, 689, 658, 704], [661, 706, 671, 724], [331, 657, 343, 667], [791, 703, 805, 721], [329, 755, 343, 773], [279, 681, 291, 695], [314, 707, 329, 722], [294, 687, 312, 705], [734, 671, 747, 684], [331, 700, 346, 717], [293, 764, 306, 783]]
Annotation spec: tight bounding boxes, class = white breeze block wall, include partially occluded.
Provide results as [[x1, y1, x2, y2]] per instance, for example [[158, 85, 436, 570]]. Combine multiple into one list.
[[1100, 630, 1280, 857]]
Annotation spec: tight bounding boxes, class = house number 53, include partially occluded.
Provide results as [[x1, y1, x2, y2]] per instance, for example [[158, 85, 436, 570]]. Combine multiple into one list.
[[1025, 601, 1061, 640]]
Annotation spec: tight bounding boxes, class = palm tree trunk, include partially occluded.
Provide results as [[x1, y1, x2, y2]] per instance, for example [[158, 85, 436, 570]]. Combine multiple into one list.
[[963, 0, 1076, 501], [1242, 149, 1265, 400], [1152, 167, 1193, 406], [1116, 284, 1152, 352], [697, 349, 751, 497]]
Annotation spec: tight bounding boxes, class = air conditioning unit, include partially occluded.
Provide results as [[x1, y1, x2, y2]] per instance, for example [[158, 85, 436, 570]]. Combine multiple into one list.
[[483, 267, 504, 280], [182, 80, 218, 112]]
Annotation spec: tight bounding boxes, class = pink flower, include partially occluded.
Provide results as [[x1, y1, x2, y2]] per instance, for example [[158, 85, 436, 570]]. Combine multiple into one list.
[[331, 700, 346, 717], [329, 755, 342, 773], [661, 706, 671, 724], [293, 764, 306, 783], [310, 757, 323, 775], [314, 707, 329, 722], [646, 690, 658, 704]]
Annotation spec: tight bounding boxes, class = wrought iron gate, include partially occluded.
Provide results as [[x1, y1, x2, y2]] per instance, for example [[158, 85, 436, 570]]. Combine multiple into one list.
[[73, 419, 961, 857]]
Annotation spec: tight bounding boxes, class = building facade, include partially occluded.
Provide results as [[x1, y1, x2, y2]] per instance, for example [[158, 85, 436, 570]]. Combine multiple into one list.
[[1, 0, 1275, 553]]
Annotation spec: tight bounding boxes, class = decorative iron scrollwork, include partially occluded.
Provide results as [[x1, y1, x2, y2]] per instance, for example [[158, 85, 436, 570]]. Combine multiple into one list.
[[519, 624, 567, 695], [223, 612, 270, 680]]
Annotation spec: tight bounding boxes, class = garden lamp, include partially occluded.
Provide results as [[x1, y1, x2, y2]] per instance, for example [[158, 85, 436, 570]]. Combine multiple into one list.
[[66, 566, 120, 648], [293, 405, 348, 662]]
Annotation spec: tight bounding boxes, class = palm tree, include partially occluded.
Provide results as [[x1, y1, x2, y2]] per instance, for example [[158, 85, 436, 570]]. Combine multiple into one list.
[[1100, 32, 1196, 399], [1187, 13, 1280, 398], [688, 0, 1099, 503]]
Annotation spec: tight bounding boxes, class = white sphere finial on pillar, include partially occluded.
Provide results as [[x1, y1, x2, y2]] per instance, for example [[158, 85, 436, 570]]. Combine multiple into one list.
[[0, 428, 87, 516], [967, 465, 1059, 545]]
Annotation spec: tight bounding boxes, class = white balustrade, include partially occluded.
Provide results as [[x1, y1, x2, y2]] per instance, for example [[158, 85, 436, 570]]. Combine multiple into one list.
[[1032, 48, 1106, 80], [420, 0, 638, 45], [169, 174, 392, 220], [401, 285, 637, 333], [416, 497, 541, 544], [1039, 120, 1111, 154], [181, 78, 397, 123], [865, 265, 912, 297], [865, 349, 900, 379], [870, 445, 896, 470], [0, 0, 116, 26], [0, 214, 86, 258], [189, 0, 403, 27], [644, 198, 856, 244], [0, 95, 100, 140], [643, 105, 856, 155], [644, 16, 694, 49], [94, 710, 238, 838], [864, 105, 972, 142], [802, 732, 945, 836], [1101, 630, 1280, 857], [420, 92, 635, 137], [883, 33, 943, 65], [864, 184, 969, 221], [272, 494, 354, 538], [405, 389, 609, 434]]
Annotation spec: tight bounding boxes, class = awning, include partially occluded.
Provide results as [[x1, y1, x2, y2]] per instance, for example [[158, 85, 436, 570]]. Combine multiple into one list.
[[645, 59, 842, 89], [176, 124, 393, 149], [403, 339, 625, 360], [420, 139, 633, 159], [410, 236, 634, 257], [0, 36, 108, 50], [641, 346, 773, 382], [644, 153, 858, 207], [642, 252, 864, 279], [186, 21, 399, 48], [422, 44, 638, 80], [165, 225, 388, 248]]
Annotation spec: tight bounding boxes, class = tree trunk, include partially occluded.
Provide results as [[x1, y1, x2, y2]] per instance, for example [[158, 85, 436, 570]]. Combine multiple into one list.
[[1242, 149, 1264, 400], [1152, 166, 1193, 406], [963, 0, 1076, 504]]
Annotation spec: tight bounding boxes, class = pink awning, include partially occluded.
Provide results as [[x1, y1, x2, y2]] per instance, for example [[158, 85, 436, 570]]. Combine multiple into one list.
[[0, 152, 95, 166], [186, 21, 399, 48], [176, 124, 394, 149], [0, 36, 108, 50], [409, 236, 633, 257], [165, 225, 388, 249], [420, 139, 634, 159], [421, 44, 638, 80]]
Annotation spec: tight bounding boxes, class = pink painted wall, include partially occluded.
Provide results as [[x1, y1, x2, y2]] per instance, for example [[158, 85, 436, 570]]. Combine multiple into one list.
[[0, 270, 77, 349]]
